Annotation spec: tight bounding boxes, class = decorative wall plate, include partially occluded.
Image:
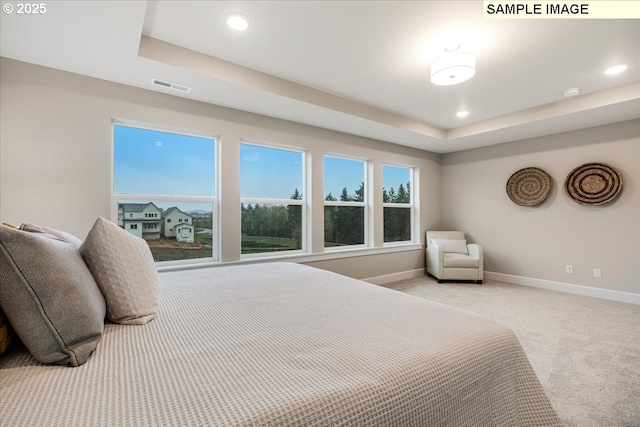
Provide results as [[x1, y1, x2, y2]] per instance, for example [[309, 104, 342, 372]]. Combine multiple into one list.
[[564, 162, 622, 205], [506, 167, 552, 207]]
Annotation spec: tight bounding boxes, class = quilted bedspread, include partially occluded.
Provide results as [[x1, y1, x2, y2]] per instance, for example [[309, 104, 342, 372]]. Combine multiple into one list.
[[0, 262, 561, 426]]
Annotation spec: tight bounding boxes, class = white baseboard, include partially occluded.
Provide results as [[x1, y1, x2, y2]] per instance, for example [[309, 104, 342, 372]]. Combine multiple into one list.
[[485, 271, 640, 305], [363, 268, 425, 285]]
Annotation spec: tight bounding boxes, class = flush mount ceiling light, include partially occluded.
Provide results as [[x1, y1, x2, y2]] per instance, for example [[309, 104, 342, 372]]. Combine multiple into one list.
[[563, 87, 580, 97], [430, 46, 476, 86], [225, 13, 250, 31], [456, 110, 470, 118], [604, 63, 629, 75]]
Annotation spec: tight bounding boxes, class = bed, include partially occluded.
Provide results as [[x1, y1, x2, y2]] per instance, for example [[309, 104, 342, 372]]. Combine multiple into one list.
[[1, 260, 561, 426]]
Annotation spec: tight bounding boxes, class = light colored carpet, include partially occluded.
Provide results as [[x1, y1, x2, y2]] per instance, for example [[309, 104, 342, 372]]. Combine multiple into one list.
[[383, 276, 640, 427]]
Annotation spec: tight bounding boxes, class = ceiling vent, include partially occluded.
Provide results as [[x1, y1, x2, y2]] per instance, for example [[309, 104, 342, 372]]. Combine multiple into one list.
[[152, 79, 192, 93]]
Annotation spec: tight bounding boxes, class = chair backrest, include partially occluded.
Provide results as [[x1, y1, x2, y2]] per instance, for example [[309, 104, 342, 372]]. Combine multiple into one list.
[[426, 231, 465, 246]]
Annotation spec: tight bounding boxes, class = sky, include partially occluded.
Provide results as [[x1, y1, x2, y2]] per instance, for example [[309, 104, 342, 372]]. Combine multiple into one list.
[[240, 143, 302, 198], [114, 125, 215, 196], [114, 125, 411, 202]]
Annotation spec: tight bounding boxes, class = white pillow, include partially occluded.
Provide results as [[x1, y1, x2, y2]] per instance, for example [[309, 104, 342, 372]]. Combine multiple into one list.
[[431, 238, 468, 254], [80, 217, 158, 325]]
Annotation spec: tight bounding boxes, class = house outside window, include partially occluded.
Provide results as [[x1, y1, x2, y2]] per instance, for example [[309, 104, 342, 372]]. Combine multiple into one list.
[[383, 164, 414, 243], [240, 142, 305, 256], [323, 155, 368, 248], [112, 123, 217, 263]]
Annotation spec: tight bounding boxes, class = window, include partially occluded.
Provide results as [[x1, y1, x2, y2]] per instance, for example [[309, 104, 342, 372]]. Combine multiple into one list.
[[323, 156, 367, 248], [113, 123, 217, 263], [240, 143, 304, 255], [383, 165, 414, 243]]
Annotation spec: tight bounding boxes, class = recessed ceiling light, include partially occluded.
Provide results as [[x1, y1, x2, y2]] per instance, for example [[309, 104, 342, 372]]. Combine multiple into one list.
[[604, 63, 628, 75], [225, 13, 249, 31], [563, 87, 580, 97], [456, 110, 470, 118]]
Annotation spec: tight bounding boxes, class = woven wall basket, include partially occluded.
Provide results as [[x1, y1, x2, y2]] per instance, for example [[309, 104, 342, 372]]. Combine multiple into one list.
[[506, 167, 552, 207], [564, 162, 622, 205]]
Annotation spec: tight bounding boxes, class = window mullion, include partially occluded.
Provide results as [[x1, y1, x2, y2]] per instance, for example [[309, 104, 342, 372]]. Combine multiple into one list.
[[241, 198, 303, 206], [324, 201, 366, 207]]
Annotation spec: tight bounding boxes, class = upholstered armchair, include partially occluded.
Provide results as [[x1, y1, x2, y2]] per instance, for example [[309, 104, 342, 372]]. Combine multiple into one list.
[[426, 231, 484, 284]]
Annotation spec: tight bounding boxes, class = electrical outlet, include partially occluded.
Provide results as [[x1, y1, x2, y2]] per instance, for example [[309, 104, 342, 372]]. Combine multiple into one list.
[[565, 265, 573, 274], [594, 268, 602, 278]]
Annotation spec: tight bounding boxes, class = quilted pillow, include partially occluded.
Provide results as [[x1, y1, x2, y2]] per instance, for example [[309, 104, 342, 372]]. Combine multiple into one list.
[[431, 238, 468, 254], [80, 217, 158, 325], [0, 225, 106, 366]]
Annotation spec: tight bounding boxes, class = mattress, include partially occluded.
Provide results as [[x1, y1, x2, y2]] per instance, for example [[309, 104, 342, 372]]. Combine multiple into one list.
[[0, 262, 561, 426]]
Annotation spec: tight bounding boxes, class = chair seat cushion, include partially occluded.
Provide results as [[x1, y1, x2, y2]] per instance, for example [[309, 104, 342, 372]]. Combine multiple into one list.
[[443, 253, 479, 268]]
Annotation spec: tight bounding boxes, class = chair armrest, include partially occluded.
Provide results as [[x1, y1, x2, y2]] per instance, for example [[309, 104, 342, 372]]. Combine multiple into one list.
[[467, 244, 482, 259], [467, 244, 484, 279], [426, 244, 444, 277]]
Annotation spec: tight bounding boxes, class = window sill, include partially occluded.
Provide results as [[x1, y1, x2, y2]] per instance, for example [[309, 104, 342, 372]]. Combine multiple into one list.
[[157, 242, 423, 273]]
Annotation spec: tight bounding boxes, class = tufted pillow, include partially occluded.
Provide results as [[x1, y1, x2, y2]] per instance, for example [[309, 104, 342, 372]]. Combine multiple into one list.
[[0, 225, 106, 366], [431, 238, 469, 254], [80, 217, 158, 325]]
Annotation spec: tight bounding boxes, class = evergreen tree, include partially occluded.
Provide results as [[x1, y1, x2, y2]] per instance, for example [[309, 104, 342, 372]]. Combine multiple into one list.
[[354, 182, 365, 202], [382, 188, 390, 203], [287, 188, 302, 249], [333, 187, 364, 245], [339, 187, 350, 202], [397, 184, 408, 203], [388, 187, 396, 203], [324, 193, 337, 245]]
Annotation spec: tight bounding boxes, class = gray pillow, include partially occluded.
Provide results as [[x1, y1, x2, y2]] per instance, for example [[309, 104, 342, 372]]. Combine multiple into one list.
[[80, 217, 158, 325], [19, 222, 83, 249], [0, 225, 106, 366]]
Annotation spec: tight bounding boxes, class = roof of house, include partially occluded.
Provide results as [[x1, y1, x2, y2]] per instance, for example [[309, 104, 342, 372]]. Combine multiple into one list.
[[162, 206, 191, 218], [119, 202, 161, 213]]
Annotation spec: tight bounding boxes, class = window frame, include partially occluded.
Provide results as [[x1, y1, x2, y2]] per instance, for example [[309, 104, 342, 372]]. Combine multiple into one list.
[[111, 120, 220, 266], [239, 141, 307, 258], [382, 164, 416, 246], [322, 154, 370, 250]]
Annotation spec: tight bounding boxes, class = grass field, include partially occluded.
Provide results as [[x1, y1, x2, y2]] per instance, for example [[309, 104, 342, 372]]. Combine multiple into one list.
[[150, 247, 211, 262], [241, 236, 299, 254], [147, 235, 298, 260]]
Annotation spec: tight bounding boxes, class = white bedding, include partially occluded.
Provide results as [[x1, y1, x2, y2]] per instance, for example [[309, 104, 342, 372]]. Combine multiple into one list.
[[0, 262, 561, 426]]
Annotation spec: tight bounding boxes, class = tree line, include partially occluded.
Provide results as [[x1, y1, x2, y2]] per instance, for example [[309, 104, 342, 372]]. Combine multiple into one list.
[[240, 182, 411, 248]]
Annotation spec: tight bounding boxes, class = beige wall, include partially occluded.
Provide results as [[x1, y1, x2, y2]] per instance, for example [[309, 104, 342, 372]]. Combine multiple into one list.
[[441, 120, 640, 295], [0, 58, 440, 279], [4, 58, 636, 293]]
